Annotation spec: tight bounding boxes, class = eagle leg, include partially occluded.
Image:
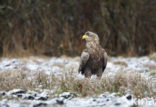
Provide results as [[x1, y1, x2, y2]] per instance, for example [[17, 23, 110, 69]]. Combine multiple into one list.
[[84, 68, 91, 78], [96, 68, 103, 78]]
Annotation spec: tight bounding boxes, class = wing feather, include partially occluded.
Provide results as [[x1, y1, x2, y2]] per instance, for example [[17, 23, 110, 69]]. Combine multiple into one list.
[[78, 49, 89, 74], [102, 49, 107, 71]]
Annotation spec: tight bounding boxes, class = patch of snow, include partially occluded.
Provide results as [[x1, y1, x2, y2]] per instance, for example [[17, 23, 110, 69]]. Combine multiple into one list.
[[0, 55, 156, 106], [26, 60, 39, 71]]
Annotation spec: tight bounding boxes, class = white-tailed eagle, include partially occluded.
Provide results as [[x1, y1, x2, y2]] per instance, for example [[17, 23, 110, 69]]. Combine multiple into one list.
[[78, 31, 107, 78]]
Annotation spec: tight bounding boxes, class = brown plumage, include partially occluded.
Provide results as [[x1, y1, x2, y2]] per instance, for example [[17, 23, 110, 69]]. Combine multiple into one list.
[[78, 31, 107, 78]]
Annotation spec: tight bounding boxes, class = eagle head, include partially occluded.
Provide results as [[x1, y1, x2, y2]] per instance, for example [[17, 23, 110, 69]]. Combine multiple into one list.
[[82, 31, 99, 44]]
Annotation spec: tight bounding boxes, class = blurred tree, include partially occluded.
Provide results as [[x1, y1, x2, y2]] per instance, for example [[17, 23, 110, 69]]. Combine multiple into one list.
[[0, 0, 156, 57]]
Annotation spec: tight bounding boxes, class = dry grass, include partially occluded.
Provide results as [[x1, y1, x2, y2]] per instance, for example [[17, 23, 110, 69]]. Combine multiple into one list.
[[113, 61, 128, 67], [149, 53, 156, 61], [0, 70, 155, 98]]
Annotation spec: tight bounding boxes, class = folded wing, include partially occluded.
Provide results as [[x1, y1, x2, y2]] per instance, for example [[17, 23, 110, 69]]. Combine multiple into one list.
[[78, 49, 89, 74], [102, 49, 108, 72]]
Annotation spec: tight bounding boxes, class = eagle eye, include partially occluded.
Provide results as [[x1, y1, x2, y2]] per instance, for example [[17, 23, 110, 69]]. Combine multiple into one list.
[[85, 31, 90, 35]]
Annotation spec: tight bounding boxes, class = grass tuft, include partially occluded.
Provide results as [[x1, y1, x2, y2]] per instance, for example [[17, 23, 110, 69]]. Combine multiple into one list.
[[0, 70, 155, 98]]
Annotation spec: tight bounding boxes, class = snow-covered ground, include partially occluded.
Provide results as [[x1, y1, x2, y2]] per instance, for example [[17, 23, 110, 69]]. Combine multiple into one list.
[[0, 55, 156, 107]]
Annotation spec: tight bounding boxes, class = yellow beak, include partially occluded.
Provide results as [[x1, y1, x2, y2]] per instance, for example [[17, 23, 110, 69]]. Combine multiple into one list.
[[82, 35, 88, 39]]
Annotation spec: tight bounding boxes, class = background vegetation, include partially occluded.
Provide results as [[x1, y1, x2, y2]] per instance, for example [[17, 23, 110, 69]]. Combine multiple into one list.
[[0, 0, 156, 57]]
